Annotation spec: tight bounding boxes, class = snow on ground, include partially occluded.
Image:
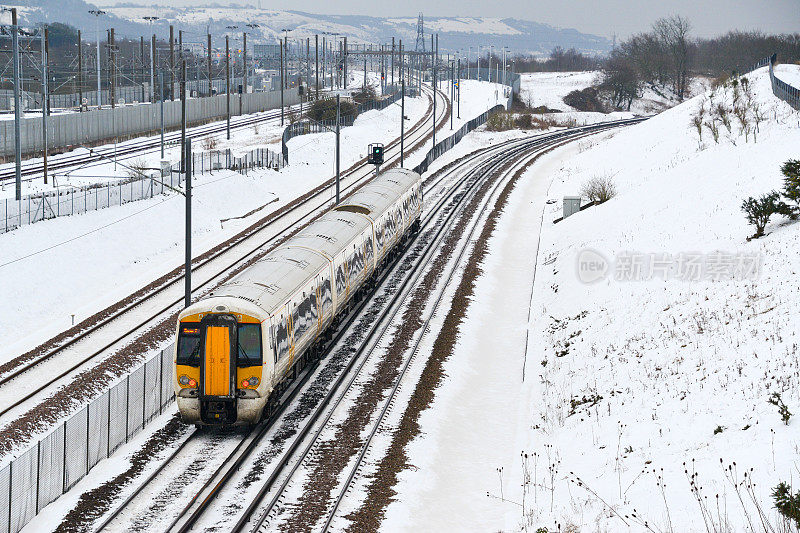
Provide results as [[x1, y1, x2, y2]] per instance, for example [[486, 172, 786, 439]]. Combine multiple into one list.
[[0, 78, 505, 365], [520, 71, 602, 111], [383, 64, 800, 532], [520, 70, 710, 116]]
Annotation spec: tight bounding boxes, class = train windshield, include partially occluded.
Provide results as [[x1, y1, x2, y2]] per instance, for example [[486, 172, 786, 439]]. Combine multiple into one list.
[[177, 323, 201, 366], [237, 324, 262, 367]]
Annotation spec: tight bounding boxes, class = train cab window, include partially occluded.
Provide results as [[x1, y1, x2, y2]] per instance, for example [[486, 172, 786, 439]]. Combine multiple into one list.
[[177, 323, 201, 366], [237, 324, 262, 367]]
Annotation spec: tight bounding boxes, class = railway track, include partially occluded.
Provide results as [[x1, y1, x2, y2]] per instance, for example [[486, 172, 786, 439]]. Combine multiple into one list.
[[90, 118, 643, 533], [0, 85, 449, 428], [0, 103, 302, 186], [92, 107, 495, 533]]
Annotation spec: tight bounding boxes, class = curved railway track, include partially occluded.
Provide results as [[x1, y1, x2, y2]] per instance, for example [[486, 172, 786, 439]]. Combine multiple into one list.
[[90, 117, 643, 533], [0, 85, 450, 426]]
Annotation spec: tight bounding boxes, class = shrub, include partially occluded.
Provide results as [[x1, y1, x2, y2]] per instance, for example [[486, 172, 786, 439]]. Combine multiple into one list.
[[780, 159, 800, 219], [351, 85, 378, 105], [773, 482, 800, 527], [202, 136, 217, 151], [305, 97, 358, 122], [563, 87, 605, 112], [768, 392, 792, 425], [126, 158, 148, 179], [485, 111, 514, 131], [515, 113, 533, 129], [580, 175, 617, 204], [741, 191, 780, 239]]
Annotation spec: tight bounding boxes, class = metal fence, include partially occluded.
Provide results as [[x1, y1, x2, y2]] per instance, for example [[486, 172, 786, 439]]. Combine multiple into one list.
[[769, 55, 800, 110], [2, 174, 168, 234], [413, 104, 507, 175], [2, 142, 283, 234], [743, 54, 799, 111], [1, 88, 300, 159], [172, 146, 285, 177], [0, 344, 176, 533], [0, 77, 247, 111]]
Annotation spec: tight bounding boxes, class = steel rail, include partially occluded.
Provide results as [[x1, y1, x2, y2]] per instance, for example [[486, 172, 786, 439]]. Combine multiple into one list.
[[0, 85, 450, 421]]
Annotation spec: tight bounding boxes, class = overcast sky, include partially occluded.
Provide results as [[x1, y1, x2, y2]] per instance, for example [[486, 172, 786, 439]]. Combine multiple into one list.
[[98, 0, 799, 38]]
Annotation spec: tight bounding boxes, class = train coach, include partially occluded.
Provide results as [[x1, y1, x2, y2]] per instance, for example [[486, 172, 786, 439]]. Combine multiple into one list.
[[173, 168, 423, 425]]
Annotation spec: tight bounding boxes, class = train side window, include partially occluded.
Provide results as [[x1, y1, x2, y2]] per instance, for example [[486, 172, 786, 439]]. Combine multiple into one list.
[[310, 288, 318, 323], [336, 262, 347, 294], [275, 316, 289, 362], [177, 323, 201, 366], [321, 277, 333, 314], [292, 302, 302, 339], [237, 323, 262, 367]]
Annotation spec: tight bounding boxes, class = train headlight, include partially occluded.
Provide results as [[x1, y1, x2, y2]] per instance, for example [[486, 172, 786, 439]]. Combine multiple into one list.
[[240, 377, 260, 389], [179, 375, 197, 388]]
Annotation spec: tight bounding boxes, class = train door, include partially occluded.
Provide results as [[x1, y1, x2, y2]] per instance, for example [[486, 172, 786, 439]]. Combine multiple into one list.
[[199, 313, 238, 424]]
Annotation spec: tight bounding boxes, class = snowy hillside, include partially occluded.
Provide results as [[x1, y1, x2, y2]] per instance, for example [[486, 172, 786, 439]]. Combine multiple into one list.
[[12, 0, 611, 54], [379, 64, 800, 531], [525, 65, 800, 530]]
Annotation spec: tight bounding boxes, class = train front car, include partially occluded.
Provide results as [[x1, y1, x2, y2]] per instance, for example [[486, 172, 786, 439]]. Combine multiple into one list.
[[174, 298, 267, 426]]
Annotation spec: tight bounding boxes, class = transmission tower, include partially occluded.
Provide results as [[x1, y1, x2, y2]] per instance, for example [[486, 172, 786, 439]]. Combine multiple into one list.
[[414, 12, 425, 70]]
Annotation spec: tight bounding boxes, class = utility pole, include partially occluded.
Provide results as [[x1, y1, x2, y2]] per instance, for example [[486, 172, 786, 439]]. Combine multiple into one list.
[[184, 136, 192, 309], [207, 33, 212, 96], [343, 36, 347, 89], [109, 28, 115, 108], [400, 79, 405, 168], [450, 59, 453, 130], [150, 34, 156, 102], [306, 37, 310, 92], [41, 26, 49, 184], [432, 34, 436, 149], [335, 94, 340, 205], [159, 71, 164, 158], [169, 25, 174, 100], [391, 37, 395, 87], [89, 9, 104, 108], [279, 38, 284, 125], [363, 58, 366, 91], [77, 30, 83, 109], [243, 31, 247, 94], [181, 59, 187, 160], [315, 34, 319, 99], [11, 7, 21, 200], [140, 36, 145, 102], [457, 58, 461, 118], [226, 35, 231, 138]]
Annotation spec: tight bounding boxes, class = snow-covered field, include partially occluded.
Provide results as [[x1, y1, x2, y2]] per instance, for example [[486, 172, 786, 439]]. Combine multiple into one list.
[[520, 70, 710, 115], [520, 71, 602, 111], [0, 79, 505, 364], [383, 64, 800, 532]]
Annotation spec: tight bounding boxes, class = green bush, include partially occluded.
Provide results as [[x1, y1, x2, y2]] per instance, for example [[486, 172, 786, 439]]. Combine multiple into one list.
[[780, 159, 800, 219], [741, 191, 781, 239], [773, 482, 800, 527], [305, 97, 358, 122]]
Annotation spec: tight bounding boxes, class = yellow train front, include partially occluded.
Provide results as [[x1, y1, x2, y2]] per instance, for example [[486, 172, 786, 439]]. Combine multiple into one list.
[[173, 168, 423, 426], [174, 300, 268, 425]]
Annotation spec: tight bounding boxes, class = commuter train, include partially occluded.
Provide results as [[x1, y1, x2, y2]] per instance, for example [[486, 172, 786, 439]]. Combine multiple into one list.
[[174, 168, 423, 425]]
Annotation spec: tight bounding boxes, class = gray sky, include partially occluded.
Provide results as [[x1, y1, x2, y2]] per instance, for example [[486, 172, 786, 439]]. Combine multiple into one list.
[[99, 0, 800, 38]]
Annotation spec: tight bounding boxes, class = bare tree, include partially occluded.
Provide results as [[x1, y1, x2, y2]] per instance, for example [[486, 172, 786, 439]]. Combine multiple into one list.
[[653, 15, 693, 100]]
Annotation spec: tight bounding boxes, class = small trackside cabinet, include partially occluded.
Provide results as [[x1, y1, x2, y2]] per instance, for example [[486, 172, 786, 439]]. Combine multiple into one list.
[[563, 196, 582, 219]]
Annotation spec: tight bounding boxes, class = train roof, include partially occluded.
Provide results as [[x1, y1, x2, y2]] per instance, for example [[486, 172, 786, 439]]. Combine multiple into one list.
[[288, 209, 371, 259], [207, 246, 328, 317], [334, 167, 420, 218]]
